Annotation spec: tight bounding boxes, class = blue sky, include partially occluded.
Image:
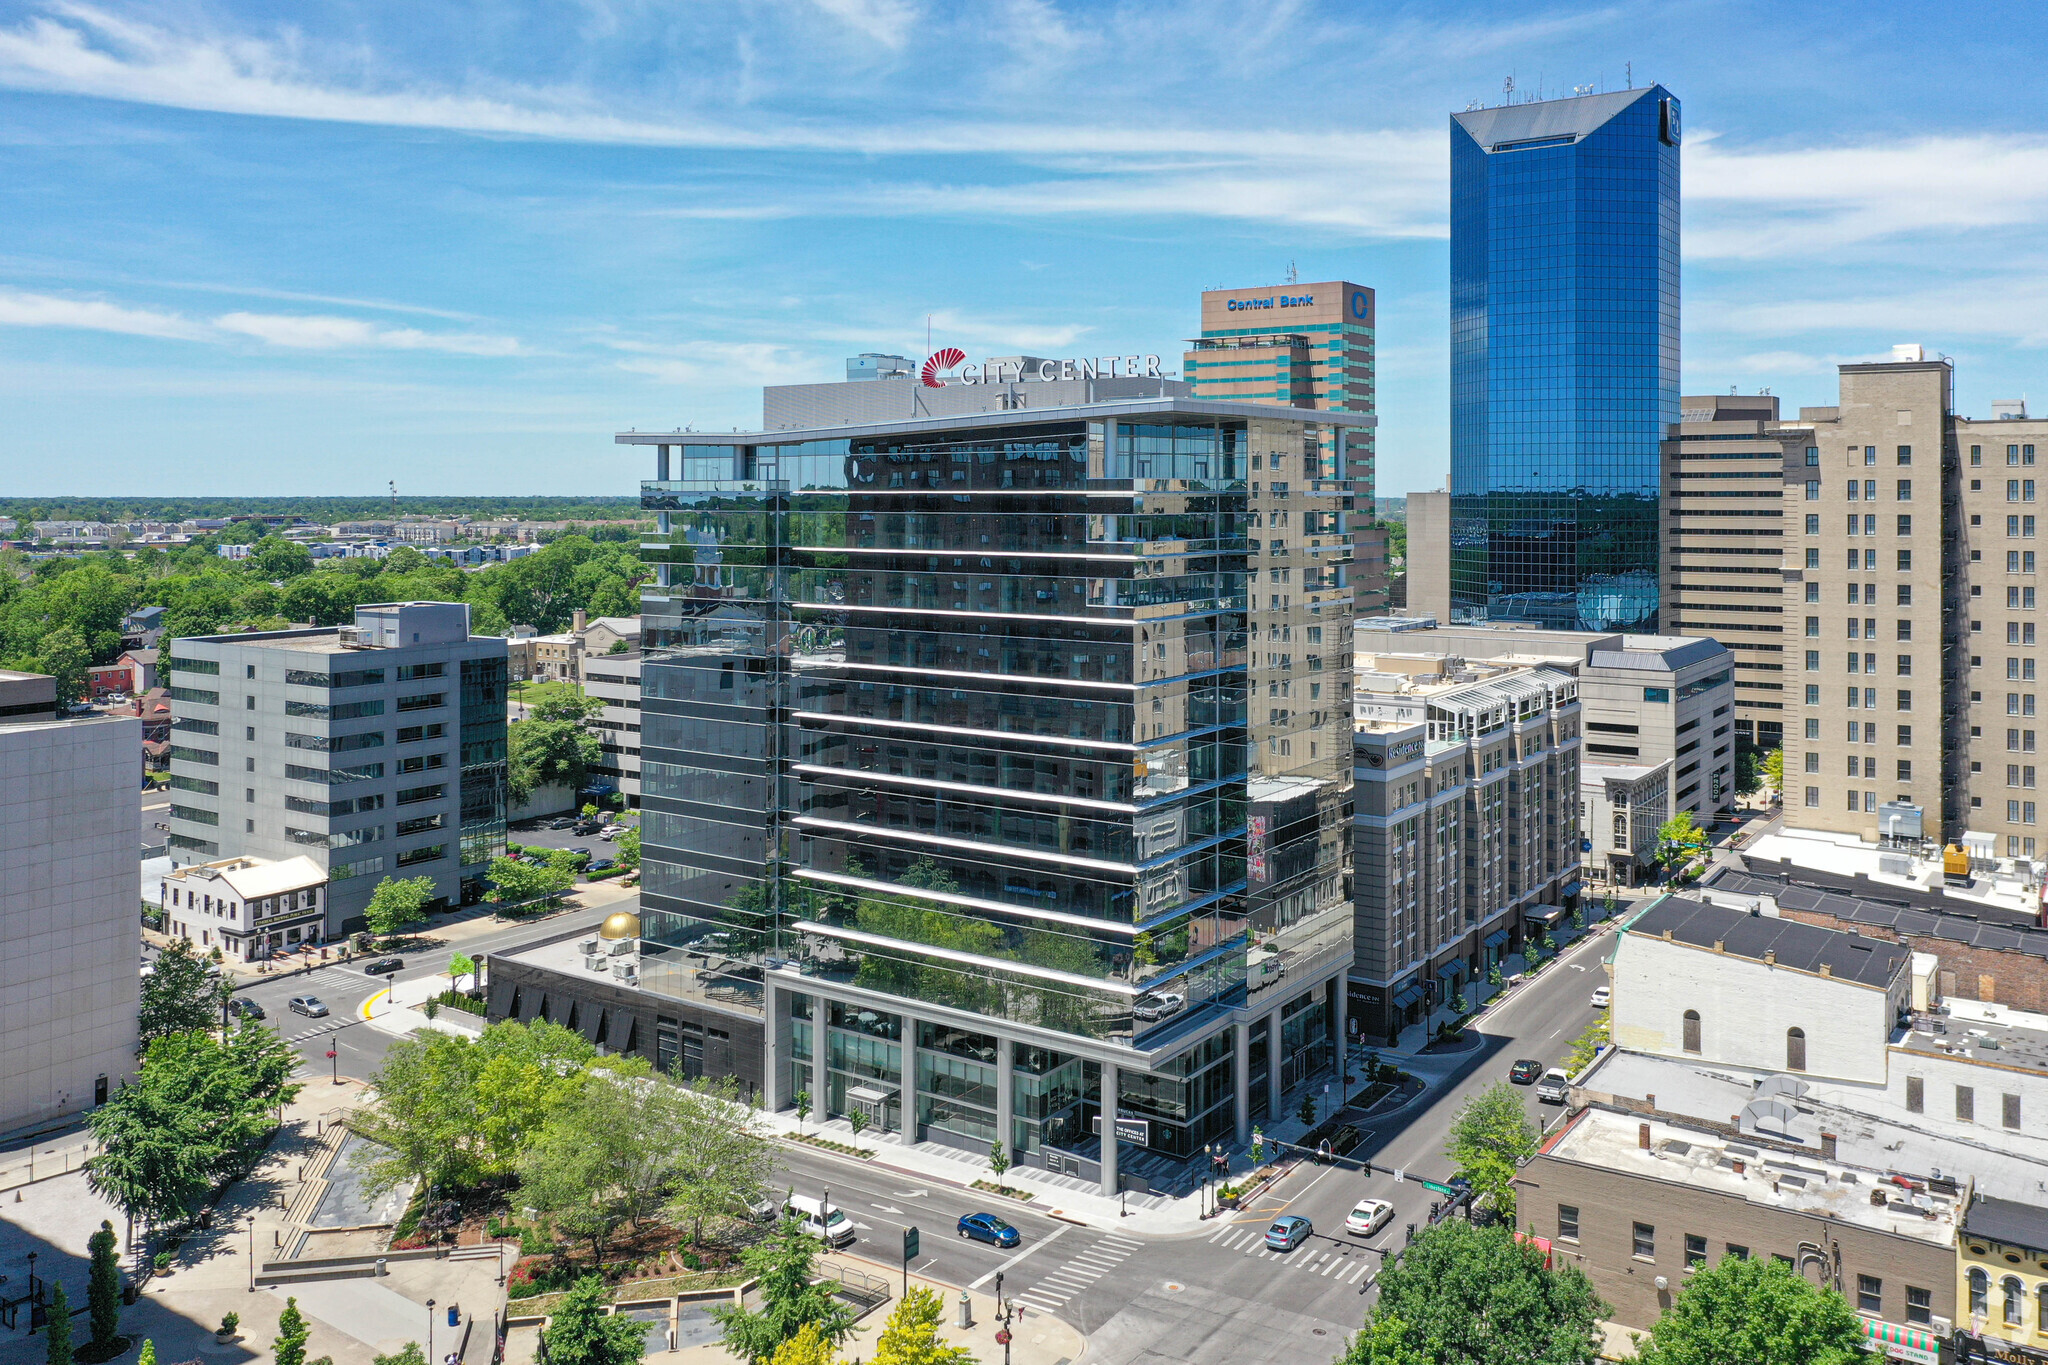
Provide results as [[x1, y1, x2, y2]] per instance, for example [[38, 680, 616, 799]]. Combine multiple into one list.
[[3, 0, 2047, 497]]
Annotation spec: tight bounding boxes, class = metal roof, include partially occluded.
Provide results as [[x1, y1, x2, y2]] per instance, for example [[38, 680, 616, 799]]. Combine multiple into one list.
[[618, 395, 1377, 447], [1707, 867, 2048, 947], [1627, 894, 1909, 989], [1965, 1194, 2048, 1253], [1451, 87, 1658, 152]]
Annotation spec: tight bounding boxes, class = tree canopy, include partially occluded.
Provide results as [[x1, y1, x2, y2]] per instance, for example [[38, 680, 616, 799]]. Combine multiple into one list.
[[139, 937, 228, 1047], [711, 1217, 857, 1364], [541, 1277, 645, 1365], [1362, 1220, 1606, 1365], [1443, 1083, 1538, 1219], [1632, 1255, 1867, 1365]]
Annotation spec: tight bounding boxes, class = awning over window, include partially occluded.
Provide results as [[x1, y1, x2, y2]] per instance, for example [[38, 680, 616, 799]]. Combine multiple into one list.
[[1561, 881, 1584, 899], [1484, 929, 1511, 951], [1392, 983, 1426, 1010], [1436, 960, 1467, 981], [1860, 1318, 1940, 1365], [1525, 904, 1571, 926]]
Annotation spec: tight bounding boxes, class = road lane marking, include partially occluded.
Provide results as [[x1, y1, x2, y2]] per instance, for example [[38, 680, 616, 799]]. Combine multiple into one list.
[[967, 1225, 1068, 1290], [1101, 1235, 1142, 1249]]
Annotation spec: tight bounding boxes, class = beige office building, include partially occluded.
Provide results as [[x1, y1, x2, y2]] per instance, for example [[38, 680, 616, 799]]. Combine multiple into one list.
[[1782, 353, 1970, 847], [1660, 395, 1813, 753], [1186, 281, 1385, 614]]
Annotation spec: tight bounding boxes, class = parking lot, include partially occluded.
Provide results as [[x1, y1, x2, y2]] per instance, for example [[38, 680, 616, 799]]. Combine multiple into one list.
[[508, 812, 635, 874]]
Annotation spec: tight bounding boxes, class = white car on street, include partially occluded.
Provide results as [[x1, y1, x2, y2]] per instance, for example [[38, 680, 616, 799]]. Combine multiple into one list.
[[1590, 984, 1611, 1009], [1345, 1198, 1394, 1238]]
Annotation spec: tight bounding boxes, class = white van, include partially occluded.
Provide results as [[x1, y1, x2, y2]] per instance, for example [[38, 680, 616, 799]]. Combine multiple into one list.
[[785, 1194, 857, 1248]]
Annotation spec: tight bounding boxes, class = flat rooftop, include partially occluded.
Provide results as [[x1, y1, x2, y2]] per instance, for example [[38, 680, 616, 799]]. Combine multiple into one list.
[[1628, 893, 1908, 989], [618, 394, 1378, 447], [1540, 1106, 1962, 1246], [500, 922, 763, 1022], [1578, 1047, 2048, 1205], [1705, 866, 2048, 951]]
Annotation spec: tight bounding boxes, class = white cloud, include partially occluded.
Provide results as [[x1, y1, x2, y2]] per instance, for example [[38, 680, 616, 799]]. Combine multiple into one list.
[[0, 288, 210, 340], [1689, 133, 2048, 259], [807, 0, 919, 50], [0, 288, 522, 354], [212, 313, 522, 355]]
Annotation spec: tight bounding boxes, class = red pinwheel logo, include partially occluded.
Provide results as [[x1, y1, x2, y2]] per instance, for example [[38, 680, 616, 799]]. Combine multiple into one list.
[[921, 347, 965, 388]]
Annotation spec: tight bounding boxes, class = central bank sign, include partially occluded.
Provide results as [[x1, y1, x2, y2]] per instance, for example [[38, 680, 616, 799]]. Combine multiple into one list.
[[922, 350, 1165, 389]]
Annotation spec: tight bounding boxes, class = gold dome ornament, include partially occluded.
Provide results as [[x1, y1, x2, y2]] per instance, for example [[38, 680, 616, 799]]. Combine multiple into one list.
[[598, 911, 642, 941]]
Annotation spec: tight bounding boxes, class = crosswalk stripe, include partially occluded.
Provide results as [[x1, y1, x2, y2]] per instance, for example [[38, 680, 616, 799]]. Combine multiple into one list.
[[1321, 1259, 1343, 1276], [1207, 1226, 1233, 1244], [1041, 1272, 1096, 1288], [1053, 1266, 1105, 1280], [1100, 1236, 1142, 1249], [1069, 1253, 1123, 1269]]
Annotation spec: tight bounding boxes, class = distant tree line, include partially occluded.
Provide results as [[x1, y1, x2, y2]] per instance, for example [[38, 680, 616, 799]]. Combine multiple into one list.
[[0, 534, 645, 700], [0, 495, 649, 525]]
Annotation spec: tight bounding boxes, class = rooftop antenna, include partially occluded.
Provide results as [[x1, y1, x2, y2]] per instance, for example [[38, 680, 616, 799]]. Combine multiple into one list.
[[1503, 74, 1514, 105], [389, 480, 396, 522], [1626, 61, 1633, 89], [1286, 259, 1297, 285]]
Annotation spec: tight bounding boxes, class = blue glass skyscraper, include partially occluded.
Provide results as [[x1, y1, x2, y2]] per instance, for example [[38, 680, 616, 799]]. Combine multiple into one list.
[[1448, 86, 1679, 630]]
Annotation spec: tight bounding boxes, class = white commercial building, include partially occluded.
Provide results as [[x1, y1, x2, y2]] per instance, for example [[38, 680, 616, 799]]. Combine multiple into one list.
[[159, 855, 328, 962], [0, 713, 141, 1129]]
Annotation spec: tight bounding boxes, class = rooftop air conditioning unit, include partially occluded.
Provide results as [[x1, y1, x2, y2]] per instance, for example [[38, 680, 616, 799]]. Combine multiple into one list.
[[578, 937, 599, 955], [608, 938, 633, 957], [585, 954, 606, 973]]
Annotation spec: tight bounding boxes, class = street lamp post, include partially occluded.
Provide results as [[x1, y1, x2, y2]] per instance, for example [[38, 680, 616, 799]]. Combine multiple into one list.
[[247, 1215, 256, 1293], [427, 1298, 436, 1365], [328, 1047, 339, 1085]]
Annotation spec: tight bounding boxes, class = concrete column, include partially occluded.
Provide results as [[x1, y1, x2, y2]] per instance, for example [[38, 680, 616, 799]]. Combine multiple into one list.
[[1331, 976, 1349, 1079], [1232, 1021, 1252, 1145], [995, 1037, 1015, 1165], [1265, 1008, 1285, 1121], [1098, 1060, 1121, 1197], [762, 982, 785, 1111], [898, 1012, 919, 1142], [810, 998, 830, 1120]]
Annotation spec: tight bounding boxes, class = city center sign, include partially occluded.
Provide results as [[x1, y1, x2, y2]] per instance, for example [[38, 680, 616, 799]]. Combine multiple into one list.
[[922, 351, 1165, 389]]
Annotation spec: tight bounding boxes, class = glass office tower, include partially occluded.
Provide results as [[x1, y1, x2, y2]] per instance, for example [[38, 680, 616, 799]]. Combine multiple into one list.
[[626, 397, 1362, 1193], [1448, 86, 1680, 630]]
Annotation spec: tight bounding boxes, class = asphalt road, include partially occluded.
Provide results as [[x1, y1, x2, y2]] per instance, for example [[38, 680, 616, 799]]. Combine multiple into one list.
[[225, 901, 621, 1082], [768, 921, 1625, 1364]]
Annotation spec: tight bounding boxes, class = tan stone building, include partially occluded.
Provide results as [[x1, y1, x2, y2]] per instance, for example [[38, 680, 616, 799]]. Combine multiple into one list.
[[1783, 352, 1969, 845], [1660, 394, 1812, 754], [1185, 281, 1385, 613]]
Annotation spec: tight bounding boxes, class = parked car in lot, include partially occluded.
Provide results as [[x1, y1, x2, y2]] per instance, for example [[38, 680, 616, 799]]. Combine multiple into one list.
[[957, 1213, 1020, 1247], [1536, 1068, 1572, 1104], [568, 847, 592, 861], [587, 859, 617, 874], [1509, 1058, 1544, 1085], [547, 816, 578, 830], [363, 957, 404, 975], [227, 997, 266, 1020], [287, 995, 328, 1018], [1265, 1215, 1313, 1251], [573, 820, 602, 836], [1345, 1199, 1393, 1238]]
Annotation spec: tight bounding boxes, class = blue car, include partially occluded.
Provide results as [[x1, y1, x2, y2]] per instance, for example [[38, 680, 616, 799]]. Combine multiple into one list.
[[1265, 1215, 1313, 1252], [957, 1213, 1020, 1248]]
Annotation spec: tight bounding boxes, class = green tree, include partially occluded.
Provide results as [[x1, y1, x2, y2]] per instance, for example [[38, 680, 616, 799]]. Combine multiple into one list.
[[363, 875, 437, 939], [508, 715, 601, 804], [1633, 1254, 1866, 1365], [1339, 1315, 1432, 1365], [46, 1281, 73, 1365], [1763, 748, 1784, 796], [616, 825, 640, 872], [1443, 1083, 1538, 1220], [871, 1286, 973, 1365], [1657, 811, 1707, 866], [372, 1346, 425, 1365], [524, 683, 604, 725], [1365, 1220, 1606, 1365], [766, 1324, 836, 1365], [251, 537, 314, 580], [711, 1217, 857, 1364], [449, 952, 477, 983], [661, 1078, 776, 1248], [136, 1341, 154, 1365], [272, 1297, 309, 1365], [987, 1140, 1010, 1186], [541, 1277, 645, 1365], [138, 937, 222, 1047], [35, 624, 91, 703], [485, 854, 577, 905], [87, 1220, 122, 1348]]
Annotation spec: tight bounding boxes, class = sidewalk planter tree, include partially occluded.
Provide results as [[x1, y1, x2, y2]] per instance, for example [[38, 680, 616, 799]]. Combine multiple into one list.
[[871, 1286, 974, 1365], [46, 1283, 74, 1365], [710, 1218, 856, 1364]]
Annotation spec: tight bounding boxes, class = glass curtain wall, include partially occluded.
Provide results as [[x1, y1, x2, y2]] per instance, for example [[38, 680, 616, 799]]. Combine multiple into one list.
[[637, 408, 1354, 1154], [1449, 87, 1679, 630]]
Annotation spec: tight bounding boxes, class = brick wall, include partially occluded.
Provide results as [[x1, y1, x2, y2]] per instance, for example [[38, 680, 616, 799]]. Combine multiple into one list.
[[1516, 1147, 1957, 1331], [1774, 906, 2048, 1014]]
